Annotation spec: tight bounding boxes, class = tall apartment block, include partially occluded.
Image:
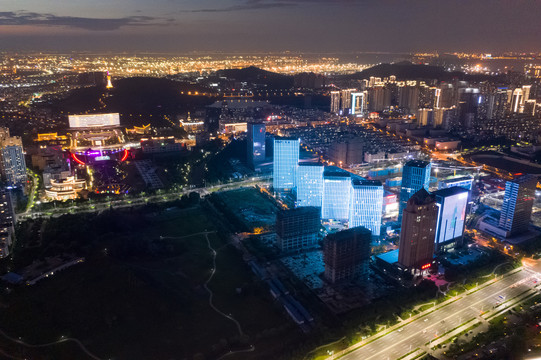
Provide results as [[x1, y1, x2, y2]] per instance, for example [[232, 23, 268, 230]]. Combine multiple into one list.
[[0, 128, 27, 188], [324, 226, 371, 284], [275, 206, 321, 252], [0, 191, 15, 259]]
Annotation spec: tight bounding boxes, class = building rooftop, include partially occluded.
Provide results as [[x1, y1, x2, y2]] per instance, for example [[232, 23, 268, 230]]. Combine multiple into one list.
[[326, 226, 371, 242], [298, 162, 324, 167], [274, 136, 300, 141], [433, 186, 469, 197], [440, 175, 474, 183], [408, 188, 435, 205], [404, 160, 430, 168], [276, 206, 321, 219], [352, 178, 381, 187], [375, 249, 399, 264]]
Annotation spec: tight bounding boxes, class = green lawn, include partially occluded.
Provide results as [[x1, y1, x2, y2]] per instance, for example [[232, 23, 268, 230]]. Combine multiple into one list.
[[214, 188, 279, 230]]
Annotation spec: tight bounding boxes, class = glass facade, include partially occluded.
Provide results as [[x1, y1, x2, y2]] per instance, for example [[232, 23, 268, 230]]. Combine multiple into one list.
[[247, 123, 266, 169], [434, 187, 469, 251], [349, 180, 384, 236], [296, 164, 324, 208], [399, 160, 431, 219], [322, 173, 351, 221], [499, 175, 536, 235], [273, 138, 299, 190]]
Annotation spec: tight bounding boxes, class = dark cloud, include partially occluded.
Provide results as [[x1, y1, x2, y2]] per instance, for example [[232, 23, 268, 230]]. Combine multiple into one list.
[[186, 1, 296, 13], [0, 11, 171, 31], [185, 0, 370, 13]]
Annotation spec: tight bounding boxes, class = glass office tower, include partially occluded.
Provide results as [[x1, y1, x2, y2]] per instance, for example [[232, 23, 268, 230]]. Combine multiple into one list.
[[399, 160, 431, 220], [247, 122, 266, 169], [349, 179, 384, 236], [321, 168, 351, 221], [273, 137, 299, 190], [499, 175, 537, 236], [296, 163, 324, 208]]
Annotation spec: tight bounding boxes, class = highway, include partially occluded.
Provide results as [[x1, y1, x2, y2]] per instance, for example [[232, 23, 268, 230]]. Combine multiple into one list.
[[17, 176, 271, 220], [340, 268, 539, 360]]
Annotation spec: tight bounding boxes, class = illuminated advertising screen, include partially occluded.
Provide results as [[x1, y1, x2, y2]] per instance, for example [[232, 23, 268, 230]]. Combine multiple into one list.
[[435, 190, 468, 245], [69, 113, 120, 128]]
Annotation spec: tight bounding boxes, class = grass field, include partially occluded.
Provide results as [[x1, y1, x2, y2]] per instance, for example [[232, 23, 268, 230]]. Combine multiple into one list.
[[214, 188, 280, 230], [0, 203, 300, 359]]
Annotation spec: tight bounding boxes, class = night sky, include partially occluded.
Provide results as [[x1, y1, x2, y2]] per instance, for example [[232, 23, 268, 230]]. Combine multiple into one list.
[[1, 0, 540, 53]]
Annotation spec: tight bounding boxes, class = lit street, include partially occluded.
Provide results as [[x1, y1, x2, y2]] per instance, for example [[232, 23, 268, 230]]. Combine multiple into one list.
[[340, 268, 539, 360]]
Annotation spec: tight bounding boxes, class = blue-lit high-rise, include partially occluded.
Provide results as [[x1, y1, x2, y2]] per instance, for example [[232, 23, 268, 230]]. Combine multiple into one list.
[[499, 175, 537, 236], [349, 179, 384, 236], [400, 160, 431, 220], [321, 168, 351, 220], [273, 137, 299, 190], [296, 163, 324, 208], [247, 122, 266, 170]]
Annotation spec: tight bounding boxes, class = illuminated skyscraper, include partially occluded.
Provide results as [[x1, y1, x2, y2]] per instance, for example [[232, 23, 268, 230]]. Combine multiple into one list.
[[350, 92, 366, 115], [511, 88, 524, 113], [340, 89, 355, 114], [434, 187, 469, 252], [324, 226, 371, 284], [0, 128, 27, 188], [321, 168, 351, 221], [485, 87, 509, 119], [458, 88, 480, 129], [296, 163, 324, 208], [330, 91, 340, 114], [349, 179, 383, 236], [247, 122, 266, 169], [399, 160, 431, 220], [416, 108, 433, 126], [273, 137, 299, 190], [499, 175, 537, 236], [398, 189, 438, 270]]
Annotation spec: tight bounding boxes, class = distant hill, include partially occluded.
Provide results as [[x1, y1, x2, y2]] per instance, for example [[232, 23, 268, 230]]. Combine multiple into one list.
[[341, 62, 501, 82], [215, 66, 294, 89]]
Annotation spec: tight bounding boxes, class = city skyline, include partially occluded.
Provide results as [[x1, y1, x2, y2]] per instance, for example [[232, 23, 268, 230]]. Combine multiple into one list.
[[1, 0, 541, 52]]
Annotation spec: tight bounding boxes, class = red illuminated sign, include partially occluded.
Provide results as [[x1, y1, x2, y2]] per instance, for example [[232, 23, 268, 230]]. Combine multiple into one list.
[[421, 263, 431, 270]]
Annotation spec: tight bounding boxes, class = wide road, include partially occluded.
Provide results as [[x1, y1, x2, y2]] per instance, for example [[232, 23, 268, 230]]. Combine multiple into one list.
[[17, 176, 271, 220], [341, 269, 538, 360]]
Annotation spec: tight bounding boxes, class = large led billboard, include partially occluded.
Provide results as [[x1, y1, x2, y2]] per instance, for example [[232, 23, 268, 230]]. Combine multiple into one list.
[[435, 188, 468, 248], [69, 113, 121, 128]]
